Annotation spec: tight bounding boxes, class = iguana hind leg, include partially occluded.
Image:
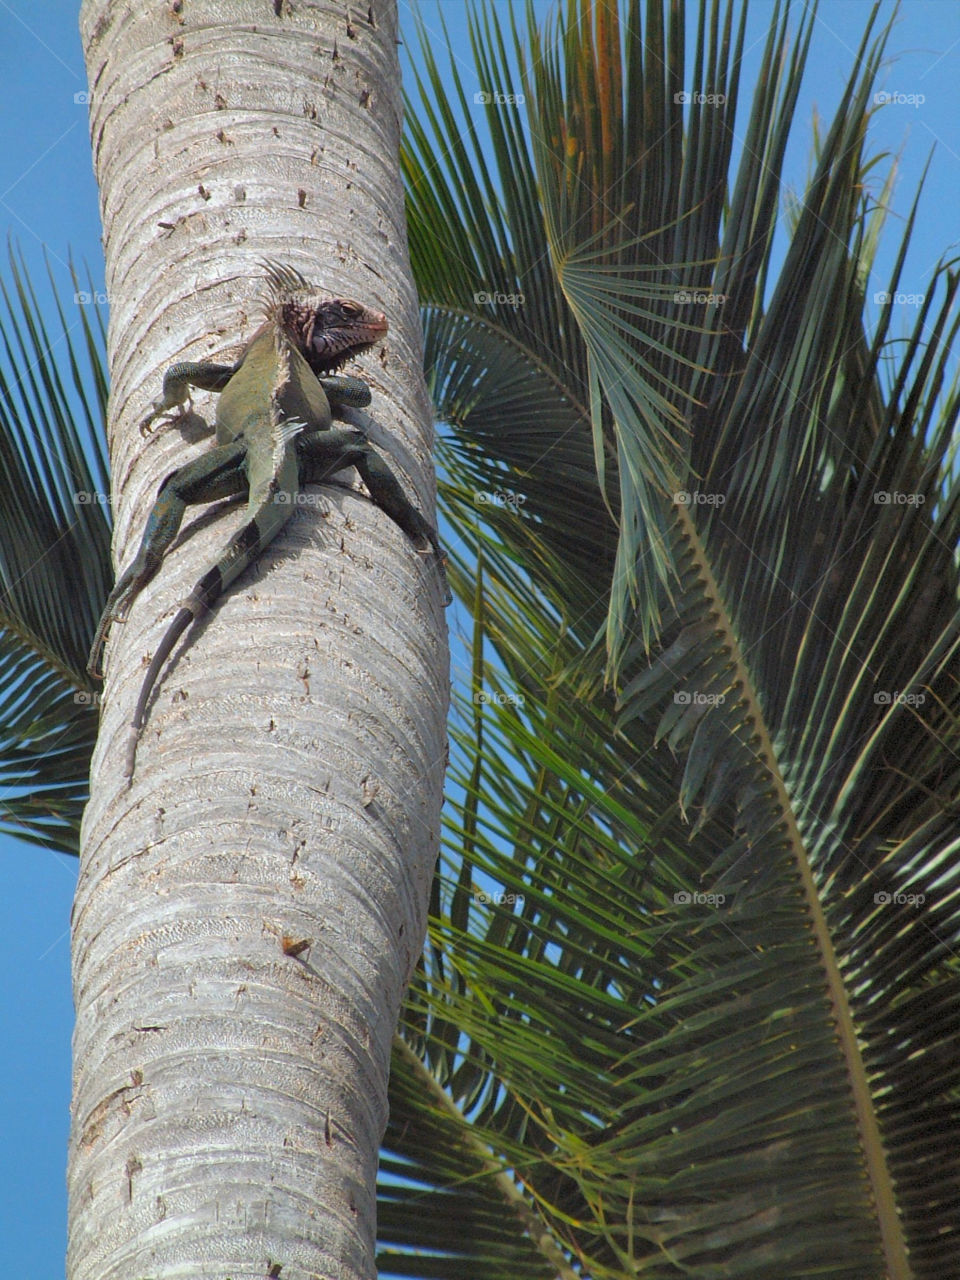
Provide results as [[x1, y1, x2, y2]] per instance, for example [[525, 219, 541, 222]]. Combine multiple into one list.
[[123, 445, 301, 777], [88, 442, 247, 677]]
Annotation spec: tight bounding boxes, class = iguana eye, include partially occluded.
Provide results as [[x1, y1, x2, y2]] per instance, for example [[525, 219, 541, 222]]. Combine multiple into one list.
[[339, 302, 363, 320]]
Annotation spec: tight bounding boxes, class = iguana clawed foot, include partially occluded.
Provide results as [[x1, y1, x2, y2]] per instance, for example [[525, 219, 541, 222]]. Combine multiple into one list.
[[139, 396, 192, 437]]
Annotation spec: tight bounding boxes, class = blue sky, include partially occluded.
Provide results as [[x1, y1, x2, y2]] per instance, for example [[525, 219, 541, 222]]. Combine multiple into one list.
[[1, 1, 958, 1275]]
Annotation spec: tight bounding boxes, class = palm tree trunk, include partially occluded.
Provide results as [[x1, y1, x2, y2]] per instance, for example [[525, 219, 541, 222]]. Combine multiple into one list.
[[70, 4, 447, 1278]]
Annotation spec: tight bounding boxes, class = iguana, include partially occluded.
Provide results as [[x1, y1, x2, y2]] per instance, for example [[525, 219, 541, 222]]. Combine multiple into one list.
[[88, 262, 448, 777]]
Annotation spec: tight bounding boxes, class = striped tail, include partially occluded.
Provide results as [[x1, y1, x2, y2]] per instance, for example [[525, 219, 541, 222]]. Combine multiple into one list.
[[123, 470, 296, 777]]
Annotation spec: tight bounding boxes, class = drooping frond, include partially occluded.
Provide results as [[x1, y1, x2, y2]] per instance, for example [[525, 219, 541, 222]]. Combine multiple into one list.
[[0, 248, 109, 854]]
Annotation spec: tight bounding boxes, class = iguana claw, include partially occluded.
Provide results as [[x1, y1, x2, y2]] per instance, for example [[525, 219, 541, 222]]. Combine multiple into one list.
[[139, 396, 193, 437]]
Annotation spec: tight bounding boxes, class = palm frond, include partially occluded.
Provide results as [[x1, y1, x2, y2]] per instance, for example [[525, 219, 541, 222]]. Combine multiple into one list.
[[404, 0, 960, 1275], [0, 248, 109, 854], [379, 1036, 568, 1279]]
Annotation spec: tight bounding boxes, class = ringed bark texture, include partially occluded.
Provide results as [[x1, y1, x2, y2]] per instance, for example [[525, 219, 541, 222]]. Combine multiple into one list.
[[71, 3, 447, 1278]]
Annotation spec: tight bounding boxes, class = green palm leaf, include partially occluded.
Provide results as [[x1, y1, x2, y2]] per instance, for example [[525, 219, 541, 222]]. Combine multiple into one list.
[[402, 0, 960, 1275], [379, 1036, 566, 1279], [0, 249, 109, 853]]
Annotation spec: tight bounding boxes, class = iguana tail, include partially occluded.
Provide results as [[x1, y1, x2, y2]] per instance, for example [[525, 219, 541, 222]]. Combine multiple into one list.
[[124, 600, 197, 776], [124, 451, 299, 776]]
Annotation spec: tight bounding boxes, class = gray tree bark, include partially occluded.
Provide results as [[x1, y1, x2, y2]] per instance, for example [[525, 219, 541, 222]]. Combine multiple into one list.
[[71, 4, 448, 1278]]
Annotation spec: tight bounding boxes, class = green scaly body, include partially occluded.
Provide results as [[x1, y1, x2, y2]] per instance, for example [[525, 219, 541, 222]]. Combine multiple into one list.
[[88, 266, 447, 777]]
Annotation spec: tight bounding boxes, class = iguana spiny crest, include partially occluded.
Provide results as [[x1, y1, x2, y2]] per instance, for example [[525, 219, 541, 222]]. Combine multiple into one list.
[[259, 261, 388, 377]]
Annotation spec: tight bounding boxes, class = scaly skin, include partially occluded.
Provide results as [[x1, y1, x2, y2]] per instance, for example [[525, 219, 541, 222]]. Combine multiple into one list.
[[88, 263, 448, 776]]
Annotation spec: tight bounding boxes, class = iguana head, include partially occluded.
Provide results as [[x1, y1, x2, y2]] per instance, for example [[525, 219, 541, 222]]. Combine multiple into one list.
[[262, 261, 388, 375]]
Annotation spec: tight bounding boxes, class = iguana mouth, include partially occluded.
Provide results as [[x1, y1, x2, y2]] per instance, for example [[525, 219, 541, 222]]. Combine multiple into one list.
[[303, 300, 388, 371]]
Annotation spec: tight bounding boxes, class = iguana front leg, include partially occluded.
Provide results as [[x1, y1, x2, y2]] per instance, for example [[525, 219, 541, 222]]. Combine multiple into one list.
[[139, 360, 238, 435], [317, 374, 373, 410], [87, 442, 247, 677], [296, 432, 450, 601]]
